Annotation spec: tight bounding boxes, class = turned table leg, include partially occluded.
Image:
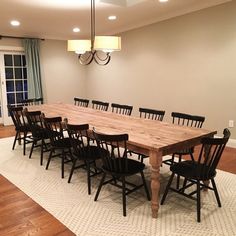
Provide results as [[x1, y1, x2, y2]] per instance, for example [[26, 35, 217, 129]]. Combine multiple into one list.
[[149, 150, 162, 218]]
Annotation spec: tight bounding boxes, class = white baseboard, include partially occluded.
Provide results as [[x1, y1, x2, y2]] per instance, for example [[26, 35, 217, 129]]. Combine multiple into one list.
[[214, 135, 236, 148], [227, 138, 236, 148]]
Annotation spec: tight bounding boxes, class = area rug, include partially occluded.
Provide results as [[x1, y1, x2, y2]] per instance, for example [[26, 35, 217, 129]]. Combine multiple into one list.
[[0, 137, 236, 236]]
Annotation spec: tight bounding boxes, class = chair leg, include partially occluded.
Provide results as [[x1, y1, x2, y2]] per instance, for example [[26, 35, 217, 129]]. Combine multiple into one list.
[[17, 132, 22, 145], [161, 172, 175, 205], [29, 141, 36, 159], [140, 171, 150, 200], [46, 149, 53, 170], [94, 172, 106, 201], [122, 176, 127, 217], [111, 175, 117, 185], [40, 140, 44, 166], [12, 132, 19, 150], [211, 178, 221, 207], [61, 150, 65, 178], [86, 161, 91, 195], [140, 155, 146, 163], [197, 180, 201, 223], [23, 132, 28, 155], [138, 154, 141, 160], [181, 178, 188, 193], [93, 160, 98, 174], [190, 152, 195, 162], [171, 153, 175, 165], [68, 158, 77, 183], [176, 155, 182, 189]]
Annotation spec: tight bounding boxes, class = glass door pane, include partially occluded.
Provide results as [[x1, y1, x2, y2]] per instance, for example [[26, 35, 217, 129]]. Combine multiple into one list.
[[0, 52, 28, 125], [5, 54, 28, 106]]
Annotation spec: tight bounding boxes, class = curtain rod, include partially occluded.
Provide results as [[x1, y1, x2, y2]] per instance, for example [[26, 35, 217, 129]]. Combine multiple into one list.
[[0, 35, 45, 41]]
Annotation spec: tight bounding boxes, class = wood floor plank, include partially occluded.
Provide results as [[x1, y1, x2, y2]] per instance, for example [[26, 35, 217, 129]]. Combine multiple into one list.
[[194, 145, 236, 174], [0, 124, 15, 138], [0, 175, 75, 236]]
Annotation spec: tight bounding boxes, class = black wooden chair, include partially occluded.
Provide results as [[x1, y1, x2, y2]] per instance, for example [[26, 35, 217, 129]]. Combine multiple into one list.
[[74, 97, 89, 107], [111, 103, 133, 116], [92, 100, 109, 111], [163, 112, 205, 189], [43, 116, 72, 178], [21, 97, 43, 106], [21, 98, 35, 106], [66, 123, 105, 194], [34, 97, 44, 105], [93, 130, 150, 216], [7, 105, 32, 155], [163, 112, 205, 166], [139, 107, 165, 121], [161, 128, 230, 222], [24, 109, 50, 165]]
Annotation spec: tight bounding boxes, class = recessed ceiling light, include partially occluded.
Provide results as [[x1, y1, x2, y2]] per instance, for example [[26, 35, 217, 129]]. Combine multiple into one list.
[[10, 20, 20, 26], [73, 27, 80, 33], [108, 15, 117, 21], [159, 0, 168, 2]]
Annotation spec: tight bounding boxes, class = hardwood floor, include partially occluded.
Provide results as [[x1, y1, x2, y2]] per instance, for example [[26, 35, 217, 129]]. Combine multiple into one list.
[[0, 124, 15, 138], [193, 145, 236, 174], [0, 176, 75, 236], [215, 146, 236, 174], [0, 125, 75, 235], [0, 125, 235, 235]]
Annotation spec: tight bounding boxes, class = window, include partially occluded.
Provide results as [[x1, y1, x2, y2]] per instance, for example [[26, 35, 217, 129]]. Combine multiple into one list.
[[4, 54, 28, 106]]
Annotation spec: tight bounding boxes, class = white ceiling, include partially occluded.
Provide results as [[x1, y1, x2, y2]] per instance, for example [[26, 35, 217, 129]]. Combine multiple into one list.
[[0, 0, 231, 40]]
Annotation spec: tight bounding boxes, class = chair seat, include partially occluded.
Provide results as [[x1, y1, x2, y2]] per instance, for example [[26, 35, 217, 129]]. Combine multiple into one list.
[[17, 124, 31, 133], [73, 146, 107, 161], [161, 129, 230, 222], [102, 158, 145, 176], [170, 160, 216, 181], [173, 147, 194, 155], [33, 127, 49, 139], [52, 137, 71, 149]]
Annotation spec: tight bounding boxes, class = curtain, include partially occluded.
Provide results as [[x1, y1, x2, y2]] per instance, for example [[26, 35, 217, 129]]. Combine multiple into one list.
[[22, 39, 43, 99]]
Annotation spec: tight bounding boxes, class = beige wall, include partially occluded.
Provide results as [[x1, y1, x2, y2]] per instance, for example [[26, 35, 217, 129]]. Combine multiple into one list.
[[40, 40, 86, 104], [85, 1, 236, 138], [0, 38, 23, 48], [0, 38, 86, 105]]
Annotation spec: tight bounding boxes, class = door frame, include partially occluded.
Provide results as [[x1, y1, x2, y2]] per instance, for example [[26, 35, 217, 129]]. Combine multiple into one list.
[[0, 46, 24, 125]]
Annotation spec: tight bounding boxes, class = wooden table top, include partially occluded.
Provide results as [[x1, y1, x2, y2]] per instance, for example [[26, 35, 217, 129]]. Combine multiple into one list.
[[28, 103, 217, 156]]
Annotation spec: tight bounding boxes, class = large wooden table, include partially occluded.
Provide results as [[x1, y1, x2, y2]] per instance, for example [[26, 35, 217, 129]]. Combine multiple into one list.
[[28, 103, 217, 218]]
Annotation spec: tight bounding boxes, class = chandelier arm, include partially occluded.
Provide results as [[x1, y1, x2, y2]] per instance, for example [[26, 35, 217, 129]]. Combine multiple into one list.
[[93, 51, 111, 65], [94, 51, 110, 61], [78, 52, 94, 65]]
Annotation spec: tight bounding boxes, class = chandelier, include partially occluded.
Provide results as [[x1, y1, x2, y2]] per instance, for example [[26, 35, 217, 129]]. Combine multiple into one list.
[[67, 0, 121, 65]]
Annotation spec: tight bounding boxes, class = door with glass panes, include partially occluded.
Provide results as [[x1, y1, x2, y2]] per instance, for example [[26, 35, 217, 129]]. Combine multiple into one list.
[[0, 52, 28, 125]]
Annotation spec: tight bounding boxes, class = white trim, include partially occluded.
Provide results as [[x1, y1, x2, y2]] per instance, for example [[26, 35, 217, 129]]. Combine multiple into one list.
[[0, 46, 24, 52], [215, 135, 236, 148], [227, 138, 236, 148], [0, 51, 25, 125]]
